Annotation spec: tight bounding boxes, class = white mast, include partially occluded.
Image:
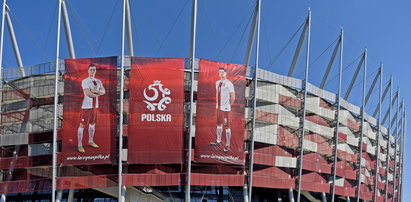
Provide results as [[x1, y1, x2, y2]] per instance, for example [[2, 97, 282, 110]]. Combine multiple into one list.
[[52, 0, 63, 201], [186, 0, 197, 201], [118, 0, 127, 201]]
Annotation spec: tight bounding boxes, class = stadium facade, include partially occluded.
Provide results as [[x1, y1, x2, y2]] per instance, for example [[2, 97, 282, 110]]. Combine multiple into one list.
[[0, 0, 406, 202]]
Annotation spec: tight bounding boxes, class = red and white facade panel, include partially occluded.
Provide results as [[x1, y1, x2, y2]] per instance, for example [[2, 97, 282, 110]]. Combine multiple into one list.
[[0, 59, 405, 201]]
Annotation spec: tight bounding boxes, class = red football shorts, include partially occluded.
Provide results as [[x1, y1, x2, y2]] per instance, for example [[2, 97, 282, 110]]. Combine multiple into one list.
[[80, 108, 98, 125], [217, 110, 230, 127]]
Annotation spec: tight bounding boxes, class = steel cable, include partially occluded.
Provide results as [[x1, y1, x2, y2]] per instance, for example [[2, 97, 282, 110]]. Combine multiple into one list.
[[155, 0, 190, 56]]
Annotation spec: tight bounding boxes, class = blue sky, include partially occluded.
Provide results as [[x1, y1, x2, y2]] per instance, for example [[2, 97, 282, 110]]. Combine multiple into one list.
[[2, 0, 410, 199]]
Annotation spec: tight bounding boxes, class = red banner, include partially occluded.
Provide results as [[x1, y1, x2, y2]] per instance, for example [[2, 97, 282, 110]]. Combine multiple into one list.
[[128, 57, 184, 164], [62, 57, 117, 165], [195, 59, 246, 164]]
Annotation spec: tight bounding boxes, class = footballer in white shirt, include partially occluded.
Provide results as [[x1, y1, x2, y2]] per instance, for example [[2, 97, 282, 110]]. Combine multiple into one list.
[[210, 67, 235, 153], [77, 64, 106, 153]]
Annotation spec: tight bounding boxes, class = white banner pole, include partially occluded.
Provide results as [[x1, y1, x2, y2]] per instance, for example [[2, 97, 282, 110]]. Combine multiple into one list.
[[52, 0, 63, 201]]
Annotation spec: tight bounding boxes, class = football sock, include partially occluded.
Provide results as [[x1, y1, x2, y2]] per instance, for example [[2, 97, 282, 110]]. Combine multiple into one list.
[[89, 124, 95, 144], [225, 128, 231, 147], [77, 127, 84, 147], [216, 126, 222, 143]]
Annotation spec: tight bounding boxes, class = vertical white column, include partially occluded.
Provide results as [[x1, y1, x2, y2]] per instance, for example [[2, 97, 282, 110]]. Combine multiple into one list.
[[125, 0, 134, 56], [331, 29, 343, 202], [356, 48, 367, 202], [0, 0, 5, 135], [399, 109, 405, 202], [61, 0, 75, 59], [243, 2, 258, 201], [4, 7, 25, 76], [243, 1, 258, 66], [0, 1, 6, 201], [118, 0, 127, 201], [0, 0, 6, 80], [384, 77, 393, 202], [67, 189, 74, 202], [52, 0, 63, 201], [248, 0, 261, 201], [398, 101, 403, 202], [392, 90, 400, 201], [289, 189, 295, 202], [296, 9, 311, 202], [243, 184, 249, 202], [186, 0, 197, 201], [373, 64, 383, 202], [55, 190, 63, 202]]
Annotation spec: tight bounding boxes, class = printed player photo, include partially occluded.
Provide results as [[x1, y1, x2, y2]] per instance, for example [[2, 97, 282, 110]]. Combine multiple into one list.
[[77, 64, 106, 153], [210, 67, 235, 153]]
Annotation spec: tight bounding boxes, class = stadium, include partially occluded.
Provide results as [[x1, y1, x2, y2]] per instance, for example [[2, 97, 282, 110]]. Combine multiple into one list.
[[0, 0, 406, 202]]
